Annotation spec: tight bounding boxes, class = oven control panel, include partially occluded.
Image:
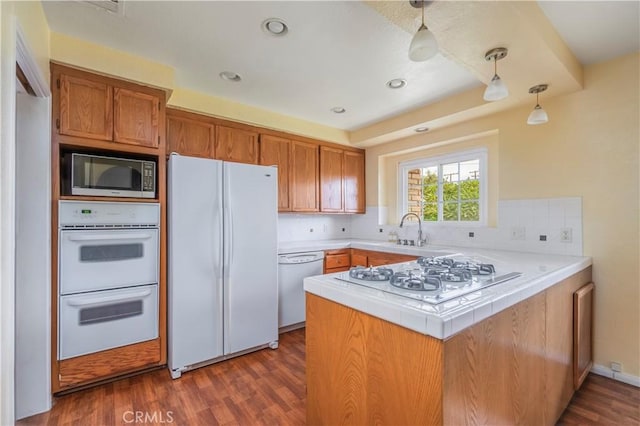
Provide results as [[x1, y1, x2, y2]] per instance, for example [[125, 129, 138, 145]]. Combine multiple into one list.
[[59, 201, 160, 227]]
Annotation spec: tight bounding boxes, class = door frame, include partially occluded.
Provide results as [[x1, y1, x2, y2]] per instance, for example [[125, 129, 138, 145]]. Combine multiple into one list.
[[0, 16, 50, 425]]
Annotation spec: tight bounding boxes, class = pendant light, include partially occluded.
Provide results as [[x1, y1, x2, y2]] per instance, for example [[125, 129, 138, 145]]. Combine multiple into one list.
[[408, 0, 438, 62], [527, 84, 549, 125], [483, 47, 509, 101]]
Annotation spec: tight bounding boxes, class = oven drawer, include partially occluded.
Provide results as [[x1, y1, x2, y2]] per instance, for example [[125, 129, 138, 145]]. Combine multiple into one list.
[[59, 284, 158, 360], [60, 229, 159, 294]]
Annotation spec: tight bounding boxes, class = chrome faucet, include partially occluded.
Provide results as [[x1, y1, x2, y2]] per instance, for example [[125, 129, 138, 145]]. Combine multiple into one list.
[[399, 212, 427, 247]]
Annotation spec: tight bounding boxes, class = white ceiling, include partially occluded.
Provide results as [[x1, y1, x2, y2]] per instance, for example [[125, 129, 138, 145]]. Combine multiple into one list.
[[41, 1, 639, 135], [537, 0, 640, 66]]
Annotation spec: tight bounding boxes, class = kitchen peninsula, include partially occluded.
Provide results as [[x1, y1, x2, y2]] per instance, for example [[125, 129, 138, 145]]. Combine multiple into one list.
[[303, 245, 593, 425]]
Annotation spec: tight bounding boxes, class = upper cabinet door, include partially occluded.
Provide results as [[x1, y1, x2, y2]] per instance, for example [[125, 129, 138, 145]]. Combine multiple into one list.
[[344, 150, 365, 213], [259, 135, 291, 212], [59, 74, 113, 141], [320, 146, 344, 212], [166, 112, 216, 158], [113, 88, 160, 148], [291, 140, 319, 212], [215, 126, 259, 164]]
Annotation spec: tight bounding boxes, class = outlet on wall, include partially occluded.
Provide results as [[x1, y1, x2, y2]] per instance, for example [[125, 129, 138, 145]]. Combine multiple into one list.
[[560, 227, 573, 243], [510, 227, 526, 240], [611, 362, 622, 372]]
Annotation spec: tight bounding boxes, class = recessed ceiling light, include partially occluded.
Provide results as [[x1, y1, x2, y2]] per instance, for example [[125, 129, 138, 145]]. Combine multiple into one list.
[[386, 78, 407, 89], [262, 18, 288, 36], [415, 126, 430, 133], [330, 107, 346, 114], [219, 71, 241, 82]]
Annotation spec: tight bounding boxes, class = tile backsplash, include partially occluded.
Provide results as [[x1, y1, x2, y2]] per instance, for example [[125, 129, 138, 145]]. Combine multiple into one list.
[[278, 214, 351, 242], [280, 197, 583, 257]]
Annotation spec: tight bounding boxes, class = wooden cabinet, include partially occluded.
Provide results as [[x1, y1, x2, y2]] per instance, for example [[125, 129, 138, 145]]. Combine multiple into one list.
[[215, 125, 259, 164], [51, 63, 168, 393], [351, 248, 418, 267], [166, 108, 215, 158], [59, 74, 113, 141], [324, 249, 351, 274], [291, 140, 319, 212], [260, 135, 291, 211], [56, 66, 161, 149], [319, 147, 365, 213], [320, 146, 344, 212], [113, 88, 160, 147], [344, 150, 365, 213]]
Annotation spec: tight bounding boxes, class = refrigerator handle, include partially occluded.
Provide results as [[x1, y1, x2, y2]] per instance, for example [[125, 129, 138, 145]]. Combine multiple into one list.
[[213, 198, 223, 281]]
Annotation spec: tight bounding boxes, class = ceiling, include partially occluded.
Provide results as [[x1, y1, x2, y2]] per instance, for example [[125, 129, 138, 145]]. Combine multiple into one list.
[[41, 1, 639, 145]]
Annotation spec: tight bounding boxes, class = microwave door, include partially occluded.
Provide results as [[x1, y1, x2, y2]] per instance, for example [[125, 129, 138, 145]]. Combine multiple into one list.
[[72, 155, 144, 198], [96, 166, 142, 191]]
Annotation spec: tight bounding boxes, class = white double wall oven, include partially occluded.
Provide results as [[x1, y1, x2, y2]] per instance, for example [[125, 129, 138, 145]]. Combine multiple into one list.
[[57, 201, 160, 360]]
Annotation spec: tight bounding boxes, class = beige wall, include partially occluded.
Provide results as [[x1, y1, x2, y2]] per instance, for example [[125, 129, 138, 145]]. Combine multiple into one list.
[[366, 52, 640, 376]]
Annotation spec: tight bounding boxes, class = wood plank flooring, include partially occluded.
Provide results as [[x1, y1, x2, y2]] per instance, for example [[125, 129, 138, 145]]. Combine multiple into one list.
[[557, 372, 640, 425], [19, 328, 639, 426], [19, 329, 306, 426]]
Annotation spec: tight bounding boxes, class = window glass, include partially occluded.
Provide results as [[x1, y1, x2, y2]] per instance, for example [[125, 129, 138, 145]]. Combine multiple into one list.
[[400, 150, 486, 224]]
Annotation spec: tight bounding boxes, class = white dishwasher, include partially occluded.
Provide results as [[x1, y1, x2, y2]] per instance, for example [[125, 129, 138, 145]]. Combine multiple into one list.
[[278, 251, 325, 331]]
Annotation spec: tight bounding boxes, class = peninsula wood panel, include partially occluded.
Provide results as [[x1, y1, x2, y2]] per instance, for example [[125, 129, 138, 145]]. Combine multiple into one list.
[[350, 249, 418, 267], [306, 293, 443, 425], [166, 110, 215, 158], [259, 134, 291, 211], [344, 150, 365, 213], [545, 267, 592, 422], [291, 140, 319, 212], [319, 146, 344, 212], [59, 74, 113, 141], [113, 88, 160, 148], [215, 125, 259, 164], [574, 282, 595, 390], [58, 338, 160, 390], [444, 292, 547, 425]]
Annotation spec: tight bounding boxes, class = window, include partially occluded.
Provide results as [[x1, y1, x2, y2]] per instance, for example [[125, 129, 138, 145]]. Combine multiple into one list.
[[399, 149, 487, 224]]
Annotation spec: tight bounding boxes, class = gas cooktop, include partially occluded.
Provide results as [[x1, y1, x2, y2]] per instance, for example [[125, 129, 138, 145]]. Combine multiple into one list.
[[335, 256, 522, 305]]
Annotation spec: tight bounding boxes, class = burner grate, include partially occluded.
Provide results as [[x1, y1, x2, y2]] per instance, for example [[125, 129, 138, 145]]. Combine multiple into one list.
[[349, 266, 394, 281]]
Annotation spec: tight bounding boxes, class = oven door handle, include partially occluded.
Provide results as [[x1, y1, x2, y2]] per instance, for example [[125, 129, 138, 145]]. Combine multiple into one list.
[[66, 233, 152, 242], [65, 289, 152, 307]]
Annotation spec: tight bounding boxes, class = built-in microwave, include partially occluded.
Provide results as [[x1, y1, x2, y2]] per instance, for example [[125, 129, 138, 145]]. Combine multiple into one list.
[[64, 153, 156, 199]]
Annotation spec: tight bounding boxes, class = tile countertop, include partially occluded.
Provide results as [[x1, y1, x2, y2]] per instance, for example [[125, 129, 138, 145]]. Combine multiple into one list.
[[297, 239, 592, 340]]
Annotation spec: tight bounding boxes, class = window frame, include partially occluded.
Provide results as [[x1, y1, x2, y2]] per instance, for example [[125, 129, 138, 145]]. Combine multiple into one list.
[[398, 148, 488, 226]]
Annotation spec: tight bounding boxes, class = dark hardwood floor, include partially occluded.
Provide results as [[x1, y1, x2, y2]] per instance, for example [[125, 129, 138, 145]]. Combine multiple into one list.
[[557, 373, 640, 425], [19, 328, 639, 425]]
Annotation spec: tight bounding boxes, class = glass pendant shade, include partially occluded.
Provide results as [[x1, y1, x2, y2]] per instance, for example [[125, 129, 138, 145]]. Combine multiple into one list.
[[483, 74, 509, 101], [527, 104, 549, 125], [409, 24, 438, 61]]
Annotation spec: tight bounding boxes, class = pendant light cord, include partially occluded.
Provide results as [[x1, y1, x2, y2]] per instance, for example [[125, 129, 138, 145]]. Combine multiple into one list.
[[421, 0, 425, 25]]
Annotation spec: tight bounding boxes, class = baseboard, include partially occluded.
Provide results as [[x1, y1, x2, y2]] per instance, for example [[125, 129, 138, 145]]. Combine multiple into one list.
[[591, 364, 640, 387]]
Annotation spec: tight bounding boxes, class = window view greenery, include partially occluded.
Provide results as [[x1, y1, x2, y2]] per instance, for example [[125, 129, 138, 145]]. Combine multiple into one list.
[[406, 159, 481, 222]]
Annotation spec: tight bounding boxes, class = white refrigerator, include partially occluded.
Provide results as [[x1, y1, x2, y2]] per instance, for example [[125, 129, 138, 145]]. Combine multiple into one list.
[[167, 154, 278, 379]]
